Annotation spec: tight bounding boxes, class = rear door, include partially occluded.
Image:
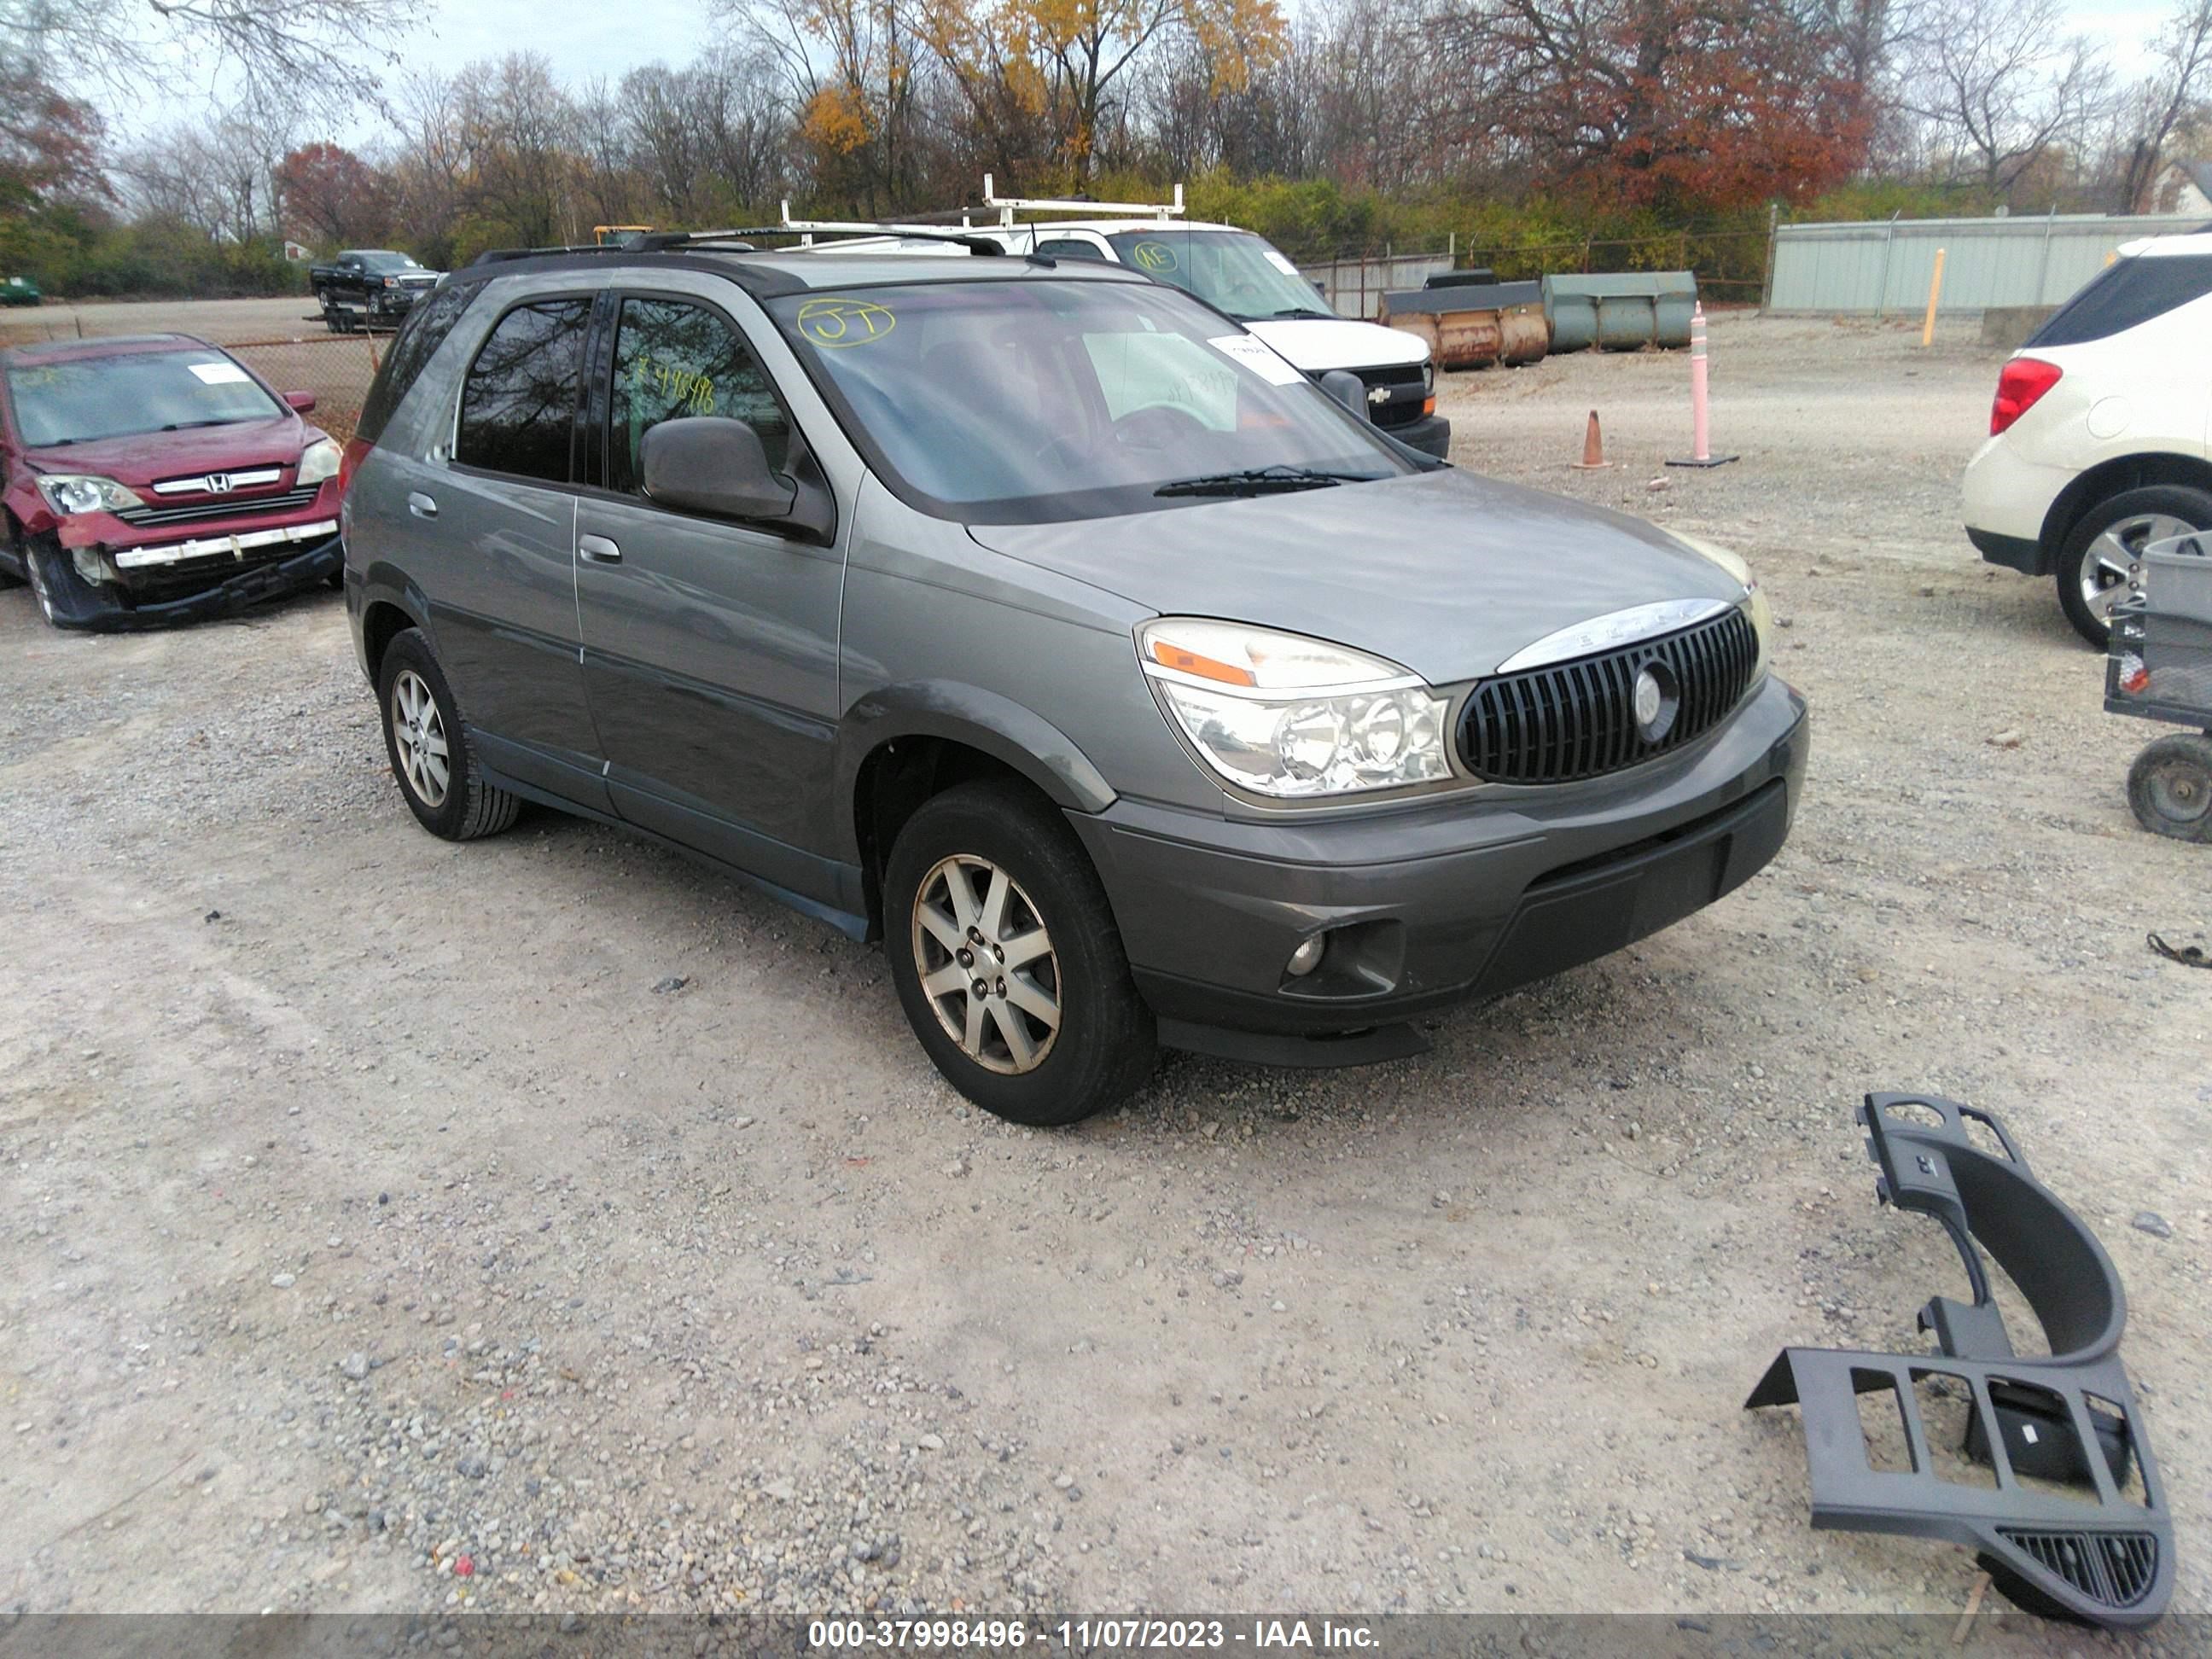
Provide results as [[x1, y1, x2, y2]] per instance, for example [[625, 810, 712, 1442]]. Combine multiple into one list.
[[572, 285, 847, 906], [420, 293, 606, 805]]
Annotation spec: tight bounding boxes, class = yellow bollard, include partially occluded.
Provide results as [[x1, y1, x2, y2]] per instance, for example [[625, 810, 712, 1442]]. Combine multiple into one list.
[[1920, 247, 1947, 347]]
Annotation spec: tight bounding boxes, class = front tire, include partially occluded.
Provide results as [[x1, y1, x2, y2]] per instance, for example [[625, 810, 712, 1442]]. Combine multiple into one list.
[[884, 779, 1155, 1125], [2128, 733, 2212, 842], [375, 628, 520, 841], [2056, 486, 2212, 648]]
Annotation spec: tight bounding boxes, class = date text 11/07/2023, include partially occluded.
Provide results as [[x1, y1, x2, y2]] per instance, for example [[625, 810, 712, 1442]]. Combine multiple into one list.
[[807, 1621, 1379, 1650]]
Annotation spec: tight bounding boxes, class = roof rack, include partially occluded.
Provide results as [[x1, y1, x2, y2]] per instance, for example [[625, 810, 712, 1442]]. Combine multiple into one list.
[[980, 174, 1184, 226], [775, 205, 1005, 255]]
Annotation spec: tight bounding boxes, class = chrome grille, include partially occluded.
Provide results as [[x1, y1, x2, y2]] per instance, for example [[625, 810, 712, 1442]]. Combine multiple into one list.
[[1460, 608, 1759, 784], [117, 484, 321, 529]]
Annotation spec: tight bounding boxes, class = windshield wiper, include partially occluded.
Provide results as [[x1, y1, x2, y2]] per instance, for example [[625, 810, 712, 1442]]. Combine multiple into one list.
[[1154, 464, 1382, 498], [160, 418, 248, 432], [1261, 306, 1332, 319]]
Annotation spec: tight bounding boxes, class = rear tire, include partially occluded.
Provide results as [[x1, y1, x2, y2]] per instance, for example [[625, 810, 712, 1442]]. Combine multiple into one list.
[[2055, 486, 2212, 648], [2128, 732, 2212, 842], [375, 627, 521, 841], [884, 779, 1155, 1125]]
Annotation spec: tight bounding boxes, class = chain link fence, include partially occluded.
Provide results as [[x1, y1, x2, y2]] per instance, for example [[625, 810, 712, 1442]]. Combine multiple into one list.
[[227, 334, 385, 445]]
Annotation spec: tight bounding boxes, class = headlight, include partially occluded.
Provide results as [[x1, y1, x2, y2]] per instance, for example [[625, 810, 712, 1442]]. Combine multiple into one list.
[[297, 437, 342, 486], [36, 474, 143, 516], [1138, 619, 1453, 798], [1672, 533, 1772, 678], [382, 275, 398, 288]]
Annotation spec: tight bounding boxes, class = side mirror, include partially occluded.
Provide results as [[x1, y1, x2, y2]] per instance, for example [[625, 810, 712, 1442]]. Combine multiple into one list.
[[642, 416, 797, 521], [1319, 370, 1370, 422], [283, 390, 317, 413]]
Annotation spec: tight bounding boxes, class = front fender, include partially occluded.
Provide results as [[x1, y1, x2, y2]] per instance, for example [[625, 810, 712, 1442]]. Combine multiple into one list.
[[835, 680, 1118, 847]]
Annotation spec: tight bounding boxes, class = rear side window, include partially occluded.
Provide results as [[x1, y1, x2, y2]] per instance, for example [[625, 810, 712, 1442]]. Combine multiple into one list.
[[456, 298, 594, 483], [2028, 253, 2212, 347], [356, 280, 478, 446]]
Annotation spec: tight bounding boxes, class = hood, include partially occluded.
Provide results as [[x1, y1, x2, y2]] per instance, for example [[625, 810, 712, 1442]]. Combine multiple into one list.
[[964, 468, 1749, 684], [24, 413, 312, 487], [1246, 316, 1429, 374]]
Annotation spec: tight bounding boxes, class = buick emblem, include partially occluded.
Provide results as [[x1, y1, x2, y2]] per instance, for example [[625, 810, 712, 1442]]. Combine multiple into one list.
[[1633, 663, 1678, 742], [203, 473, 234, 495]]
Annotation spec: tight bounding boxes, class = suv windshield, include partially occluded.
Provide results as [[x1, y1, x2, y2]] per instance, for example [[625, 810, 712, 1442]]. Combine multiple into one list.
[[6, 349, 284, 446], [770, 279, 1412, 522], [1104, 230, 1330, 321]]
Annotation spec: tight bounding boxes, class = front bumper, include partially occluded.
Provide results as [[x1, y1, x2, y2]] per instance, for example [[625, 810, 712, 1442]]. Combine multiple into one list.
[[1385, 411, 1452, 459], [1071, 674, 1807, 1059], [30, 533, 341, 631]]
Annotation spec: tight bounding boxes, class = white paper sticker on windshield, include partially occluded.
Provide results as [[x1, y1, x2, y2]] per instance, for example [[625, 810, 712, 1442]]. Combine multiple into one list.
[[189, 361, 251, 385], [1264, 249, 1301, 276], [1208, 334, 1303, 386]]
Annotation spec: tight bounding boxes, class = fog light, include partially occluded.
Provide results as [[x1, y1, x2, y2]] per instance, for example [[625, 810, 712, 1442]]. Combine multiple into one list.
[[1286, 935, 1326, 977]]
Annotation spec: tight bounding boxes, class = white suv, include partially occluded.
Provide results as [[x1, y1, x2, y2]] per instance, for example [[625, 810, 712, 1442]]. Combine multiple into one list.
[[1963, 232, 2212, 646]]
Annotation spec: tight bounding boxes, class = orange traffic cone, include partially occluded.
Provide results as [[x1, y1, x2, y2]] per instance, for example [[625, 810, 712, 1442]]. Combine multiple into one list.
[[1570, 410, 1611, 469]]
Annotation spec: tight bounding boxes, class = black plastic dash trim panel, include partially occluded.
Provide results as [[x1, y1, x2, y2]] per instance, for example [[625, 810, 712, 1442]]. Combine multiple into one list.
[[1746, 1093, 2172, 1630]]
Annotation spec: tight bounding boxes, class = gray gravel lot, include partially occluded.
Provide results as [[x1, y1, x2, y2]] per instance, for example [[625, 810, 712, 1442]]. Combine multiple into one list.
[[0, 309, 2206, 1636]]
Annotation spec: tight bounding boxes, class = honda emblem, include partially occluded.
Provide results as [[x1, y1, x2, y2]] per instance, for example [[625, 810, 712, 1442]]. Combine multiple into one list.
[[203, 473, 234, 495]]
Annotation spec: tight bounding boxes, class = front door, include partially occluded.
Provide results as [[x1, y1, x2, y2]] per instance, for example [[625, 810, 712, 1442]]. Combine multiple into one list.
[[573, 290, 847, 907]]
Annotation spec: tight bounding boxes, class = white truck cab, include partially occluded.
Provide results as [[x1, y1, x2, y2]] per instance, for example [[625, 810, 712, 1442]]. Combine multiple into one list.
[[784, 182, 1450, 458]]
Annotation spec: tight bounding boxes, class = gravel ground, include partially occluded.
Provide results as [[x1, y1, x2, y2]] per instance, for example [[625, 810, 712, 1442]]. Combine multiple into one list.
[[0, 310, 2206, 1637]]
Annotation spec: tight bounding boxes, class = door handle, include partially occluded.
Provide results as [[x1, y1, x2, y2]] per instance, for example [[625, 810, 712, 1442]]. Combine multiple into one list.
[[578, 534, 623, 565], [406, 492, 438, 519]]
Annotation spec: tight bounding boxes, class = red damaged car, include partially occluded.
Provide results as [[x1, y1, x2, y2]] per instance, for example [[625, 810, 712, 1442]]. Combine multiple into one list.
[[0, 333, 342, 629]]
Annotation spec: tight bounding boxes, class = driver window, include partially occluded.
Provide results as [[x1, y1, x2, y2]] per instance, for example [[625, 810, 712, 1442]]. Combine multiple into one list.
[[608, 296, 789, 498], [1037, 238, 1108, 262]]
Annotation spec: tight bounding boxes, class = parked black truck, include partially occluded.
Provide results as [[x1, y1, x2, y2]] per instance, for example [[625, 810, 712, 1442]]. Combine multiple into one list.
[[309, 250, 444, 333]]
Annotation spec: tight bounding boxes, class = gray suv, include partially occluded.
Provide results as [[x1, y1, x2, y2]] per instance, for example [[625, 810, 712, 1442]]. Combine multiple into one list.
[[343, 239, 1808, 1124]]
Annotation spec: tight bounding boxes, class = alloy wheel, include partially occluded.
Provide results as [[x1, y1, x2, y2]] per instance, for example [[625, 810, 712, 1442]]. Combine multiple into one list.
[[390, 668, 451, 807], [2081, 512, 2195, 624], [910, 853, 1061, 1074]]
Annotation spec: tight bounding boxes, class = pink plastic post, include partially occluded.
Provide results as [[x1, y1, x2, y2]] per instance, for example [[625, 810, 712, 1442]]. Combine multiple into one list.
[[1667, 300, 1737, 469], [1689, 302, 1709, 463]]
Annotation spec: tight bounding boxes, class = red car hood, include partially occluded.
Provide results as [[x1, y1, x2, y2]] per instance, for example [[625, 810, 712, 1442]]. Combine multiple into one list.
[[23, 414, 317, 487]]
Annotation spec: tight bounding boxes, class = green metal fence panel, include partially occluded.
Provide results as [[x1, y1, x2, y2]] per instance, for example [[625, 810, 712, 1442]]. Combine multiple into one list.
[[1767, 213, 2206, 314]]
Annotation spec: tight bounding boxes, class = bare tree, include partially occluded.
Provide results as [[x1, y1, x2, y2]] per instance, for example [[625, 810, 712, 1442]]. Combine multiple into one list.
[[2110, 0, 2212, 212], [1900, 0, 2114, 199], [1, 0, 419, 119]]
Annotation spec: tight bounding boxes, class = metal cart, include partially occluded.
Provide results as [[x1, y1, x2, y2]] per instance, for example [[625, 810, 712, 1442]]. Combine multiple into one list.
[[2108, 531, 2212, 841]]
